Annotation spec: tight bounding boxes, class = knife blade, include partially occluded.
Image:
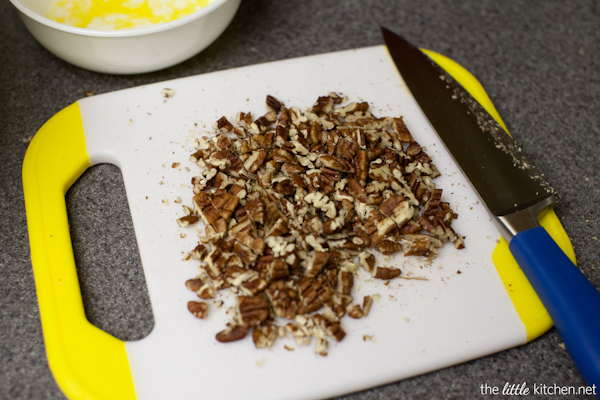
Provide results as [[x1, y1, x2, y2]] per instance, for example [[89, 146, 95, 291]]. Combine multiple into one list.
[[381, 27, 600, 389]]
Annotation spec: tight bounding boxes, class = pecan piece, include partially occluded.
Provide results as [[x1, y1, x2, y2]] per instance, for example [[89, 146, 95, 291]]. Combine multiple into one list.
[[244, 149, 268, 173], [266, 280, 297, 319], [237, 294, 270, 328], [373, 266, 401, 280], [186, 276, 216, 299], [272, 179, 295, 197], [177, 214, 199, 227], [282, 163, 306, 175], [188, 301, 208, 319], [267, 258, 290, 281], [337, 267, 354, 295], [319, 155, 355, 173], [346, 304, 363, 319], [375, 240, 404, 255], [241, 276, 268, 296], [266, 218, 289, 237], [246, 198, 265, 225], [358, 251, 376, 273], [335, 138, 359, 159], [403, 234, 444, 257], [305, 250, 330, 279], [362, 295, 373, 317], [272, 148, 297, 164], [214, 116, 233, 133], [406, 143, 422, 157], [313, 313, 346, 342], [394, 117, 415, 143], [266, 95, 283, 113], [252, 323, 278, 348], [216, 325, 248, 343], [212, 192, 239, 221], [297, 275, 333, 314], [355, 149, 368, 187]]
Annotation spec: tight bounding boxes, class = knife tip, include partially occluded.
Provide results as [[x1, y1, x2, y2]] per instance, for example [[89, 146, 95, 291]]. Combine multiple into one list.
[[380, 27, 416, 50]]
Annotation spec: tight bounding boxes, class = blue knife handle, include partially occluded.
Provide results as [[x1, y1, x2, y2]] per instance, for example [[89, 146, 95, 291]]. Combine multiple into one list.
[[510, 226, 600, 390]]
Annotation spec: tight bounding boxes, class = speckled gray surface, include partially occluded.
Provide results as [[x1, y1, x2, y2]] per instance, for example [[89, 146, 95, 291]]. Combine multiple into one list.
[[1, 0, 599, 399]]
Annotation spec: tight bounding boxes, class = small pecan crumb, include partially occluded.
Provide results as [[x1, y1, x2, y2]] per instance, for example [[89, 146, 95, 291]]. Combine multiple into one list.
[[161, 88, 175, 98], [363, 334, 375, 342], [362, 295, 373, 317]]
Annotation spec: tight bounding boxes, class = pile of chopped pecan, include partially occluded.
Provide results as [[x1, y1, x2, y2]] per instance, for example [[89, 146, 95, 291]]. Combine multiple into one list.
[[178, 93, 464, 355]]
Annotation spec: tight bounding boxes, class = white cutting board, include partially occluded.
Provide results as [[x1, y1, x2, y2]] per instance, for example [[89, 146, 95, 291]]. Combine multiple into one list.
[[75, 45, 524, 400]]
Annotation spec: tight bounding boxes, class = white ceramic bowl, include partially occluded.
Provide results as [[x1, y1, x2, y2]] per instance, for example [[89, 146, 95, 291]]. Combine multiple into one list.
[[9, 0, 241, 74]]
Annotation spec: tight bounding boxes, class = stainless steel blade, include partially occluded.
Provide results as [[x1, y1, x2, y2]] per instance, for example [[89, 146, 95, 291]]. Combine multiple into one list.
[[381, 27, 556, 218]]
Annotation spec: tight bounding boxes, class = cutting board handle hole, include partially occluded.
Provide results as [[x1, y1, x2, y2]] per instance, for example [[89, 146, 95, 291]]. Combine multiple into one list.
[[66, 164, 155, 341]]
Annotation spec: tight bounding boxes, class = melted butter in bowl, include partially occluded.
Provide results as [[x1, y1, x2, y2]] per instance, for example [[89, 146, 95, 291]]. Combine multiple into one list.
[[45, 0, 216, 29], [10, 0, 240, 73]]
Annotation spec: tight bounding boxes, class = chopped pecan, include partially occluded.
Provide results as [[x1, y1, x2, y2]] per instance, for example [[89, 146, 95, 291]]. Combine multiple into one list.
[[358, 251, 376, 273], [346, 304, 363, 319], [272, 178, 295, 197], [186, 276, 216, 299], [246, 198, 265, 225], [403, 234, 444, 257], [282, 163, 306, 175], [190, 244, 207, 260], [393, 117, 415, 143], [237, 294, 270, 328], [214, 116, 233, 133], [335, 138, 359, 159], [266, 95, 283, 113], [266, 218, 289, 237], [267, 258, 290, 281], [406, 143, 422, 157], [212, 192, 239, 221], [375, 240, 404, 255], [252, 323, 278, 348], [355, 149, 368, 186], [177, 214, 199, 227], [362, 295, 373, 317], [272, 148, 297, 164], [305, 251, 330, 279], [337, 267, 353, 295], [241, 276, 268, 296], [319, 155, 355, 173], [233, 241, 258, 265], [313, 313, 346, 342], [187, 301, 208, 319], [297, 275, 333, 314], [244, 149, 268, 173], [216, 324, 248, 343], [185, 278, 202, 292], [373, 266, 401, 280], [266, 280, 297, 319]]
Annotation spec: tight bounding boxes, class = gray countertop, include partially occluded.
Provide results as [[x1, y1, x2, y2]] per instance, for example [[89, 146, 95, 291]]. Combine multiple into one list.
[[1, 0, 599, 399]]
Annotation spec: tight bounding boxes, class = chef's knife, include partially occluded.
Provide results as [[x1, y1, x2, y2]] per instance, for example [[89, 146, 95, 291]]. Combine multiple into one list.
[[381, 27, 600, 389]]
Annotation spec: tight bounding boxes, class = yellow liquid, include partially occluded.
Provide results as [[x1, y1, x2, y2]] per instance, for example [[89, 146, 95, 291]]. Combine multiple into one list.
[[46, 0, 214, 29]]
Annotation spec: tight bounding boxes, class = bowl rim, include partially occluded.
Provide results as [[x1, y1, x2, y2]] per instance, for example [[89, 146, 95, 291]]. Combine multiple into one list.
[[8, 0, 230, 38]]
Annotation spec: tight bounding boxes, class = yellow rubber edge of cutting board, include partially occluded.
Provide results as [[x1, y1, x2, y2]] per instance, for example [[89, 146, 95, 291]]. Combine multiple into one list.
[[423, 49, 576, 342], [22, 102, 137, 400]]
